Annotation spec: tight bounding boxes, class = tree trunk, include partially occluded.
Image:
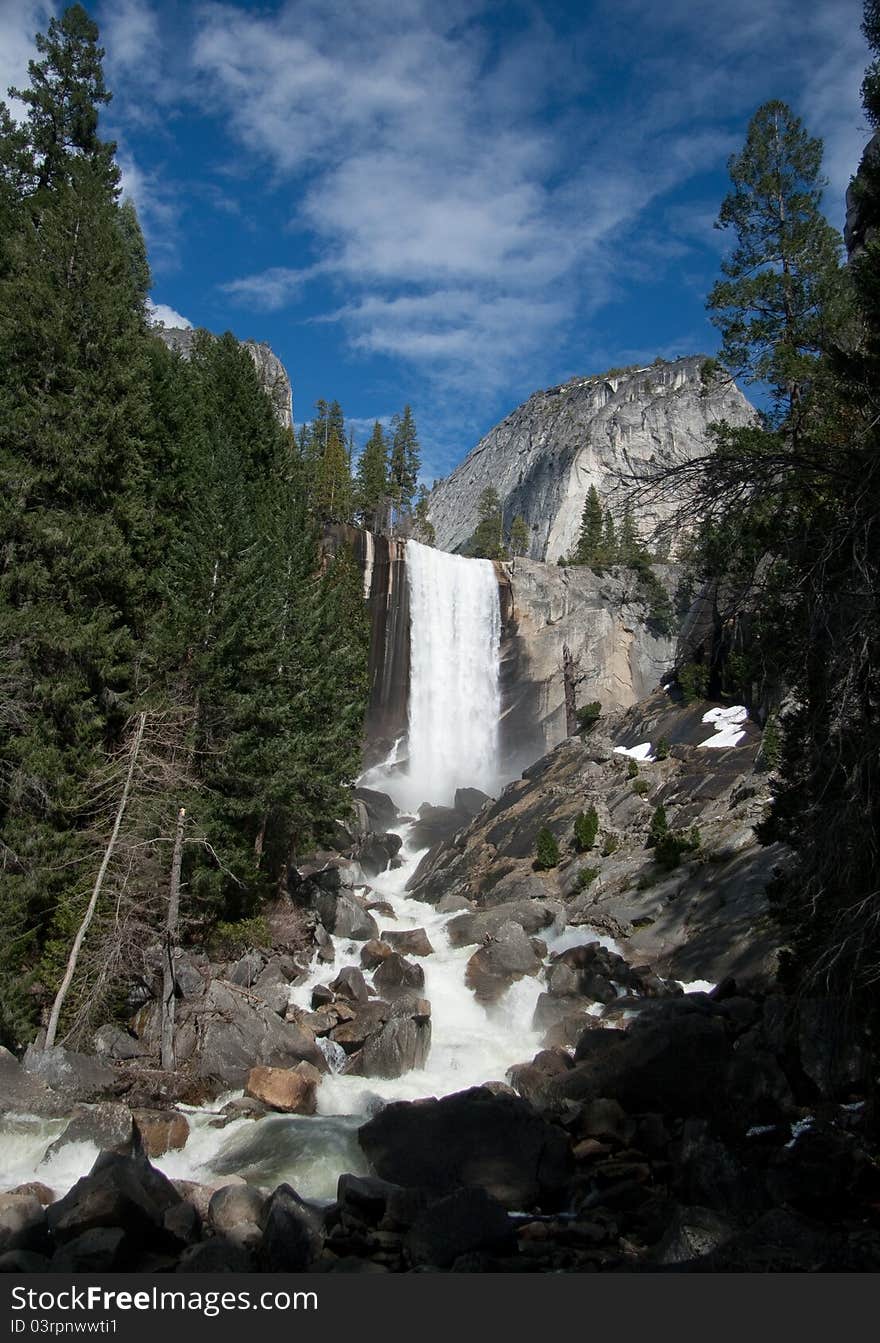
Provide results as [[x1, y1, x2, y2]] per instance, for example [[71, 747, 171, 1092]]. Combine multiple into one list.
[[562, 643, 579, 737], [44, 712, 146, 1050], [160, 806, 187, 1072]]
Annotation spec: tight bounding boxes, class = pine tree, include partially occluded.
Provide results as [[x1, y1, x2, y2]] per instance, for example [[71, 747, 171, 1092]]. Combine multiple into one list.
[[509, 514, 530, 559], [707, 100, 844, 429], [470, 487, 505, 560], [315, 426, 353, 522], [389, 405, 420, 519], [602, 510, 617, 563], [618, 504, 647, 567], [575, 486, 604, 564], [356, 420, 389, 532]]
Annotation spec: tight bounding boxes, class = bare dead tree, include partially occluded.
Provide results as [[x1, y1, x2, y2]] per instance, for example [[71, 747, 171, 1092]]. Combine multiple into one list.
[[160, 806, 186, 1070]]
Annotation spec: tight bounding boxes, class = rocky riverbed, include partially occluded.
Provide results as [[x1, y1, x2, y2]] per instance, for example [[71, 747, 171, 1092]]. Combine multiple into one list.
[[1, 693, 878, 1272]]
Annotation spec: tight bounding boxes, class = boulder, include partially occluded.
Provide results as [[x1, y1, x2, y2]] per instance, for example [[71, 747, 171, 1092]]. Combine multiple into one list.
[[357, 832, 403, 878], [22, 1045, 115, 1103], [92, 1024, 151, 1060], [131, 1110, 190, 1158], [319, 891, 379, 941], [353, 788, 399, 834], [465, 920, 543, 1004], [506, 1050, 573, 1105], [42, 1102, 135, 1161], [10, 1183, 54, 1207], [47, 1152, 182, 1247], [330, 966, 369, 1003], [195, 980, 325, 1088], [381, 928, 434, 957], [208, 1185, 265, 1237], [447, 900, 562, 949], [330, 1002, 392, 1051], [244, 1063, 321, 1115], [0, 1194, 48, 1255], [653, 1205, 736, 1266], [176, 1238, 254, 1273], [260, 1184, 323, 1271], [348, 1016, 431, 1079], [360, 939, 395, 970], [358, 1086, 572, 1209], [51, 1227, 127, 1272], [373, 953, 425, 996], [229, 950, 265, 988], [405, 1187, 513, 1267], [0, 1250, 51, 1273]]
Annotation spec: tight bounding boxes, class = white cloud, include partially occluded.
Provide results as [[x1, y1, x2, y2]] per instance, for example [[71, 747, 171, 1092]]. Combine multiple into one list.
[[148, 301, 192, 329], [0, 1, 51, 121]]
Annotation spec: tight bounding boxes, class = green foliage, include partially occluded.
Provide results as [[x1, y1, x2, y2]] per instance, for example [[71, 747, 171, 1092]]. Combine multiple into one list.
[[655, 737, 670, 760], [574, 806, 599, 852], [576, 701, 602, 732], [208, 917, 271, 961], [601, 833, 619, 856], [677, 662, 710, 704], [760, 713, 782, 770], [707, 100, 844, 428], [648, 805, 669, 846], [469, 487, 506, 560], [534, 826, 560, 870], [389, 405, 420, 518], [626, 759, 639, 779], [575, 486, 605, 564], [509, 514, 530, 558], [655, 826, 701, 871], [355, 420, 389, 532], [631, 778, 649, 797], [577, 866, 600, 889]]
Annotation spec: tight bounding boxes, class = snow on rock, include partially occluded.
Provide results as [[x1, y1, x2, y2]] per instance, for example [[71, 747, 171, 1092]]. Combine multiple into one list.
[[698, 705, 748, 750], [613, 742, 655, 761]]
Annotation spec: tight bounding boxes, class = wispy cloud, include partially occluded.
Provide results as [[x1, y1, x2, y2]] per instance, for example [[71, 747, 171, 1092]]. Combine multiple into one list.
[[0, 1, 51, 121], [148, 301, 192, 329]]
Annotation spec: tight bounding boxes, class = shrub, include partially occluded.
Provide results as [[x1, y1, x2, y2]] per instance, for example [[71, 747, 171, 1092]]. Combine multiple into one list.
[[655, 826, 701, 871], [208, 916, 271, 960], [631, 778, 649, 797], [577, 866, 600, 889], [601, 833, 619, 856], [535, 827, 560, 870], [574, 806, 599, 851], [761, 713, 781, 769], [576, 701, 602, 733], [655, 737, 670, 760], [648, 805, 669, 846], [627, 759, 639, 779]]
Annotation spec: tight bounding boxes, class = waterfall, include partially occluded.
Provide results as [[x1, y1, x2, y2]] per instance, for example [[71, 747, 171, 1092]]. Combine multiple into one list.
[[397, 539, 501, 811]]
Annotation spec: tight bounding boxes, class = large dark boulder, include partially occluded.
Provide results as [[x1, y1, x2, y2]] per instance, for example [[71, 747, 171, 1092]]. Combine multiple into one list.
[[358, 1086, 572, 1209], [193, 980, 325, 1089], [373, 953, 425, 996], [260, 1184, 323, 1271], [46, 1152, 182, 1248], [465, 921, 543, 1004], [357, 832, 403, 878], [353, 788, 399, 834], [348, 1015, 431, 1079], [447, 899, 562, 948], [318, 891, 379, 941], [405, 1187, 514, 1267], [21, 1046, 115, 1104], [43, 1102, 135, 1161]]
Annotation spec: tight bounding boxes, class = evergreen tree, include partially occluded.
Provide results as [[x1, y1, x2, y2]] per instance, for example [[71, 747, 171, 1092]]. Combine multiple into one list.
[[470, 487, 505, 560], [509, 514, 530, 559], [355, 420, 389, 532], [315, 426, 353, 522], [10, 4, 118, 195], [602, 510, 617, 563], [389, 405, 420, 519], [575, 486, 604, 564], [618, 503, 647, 567], [707, 100, 844, 429]]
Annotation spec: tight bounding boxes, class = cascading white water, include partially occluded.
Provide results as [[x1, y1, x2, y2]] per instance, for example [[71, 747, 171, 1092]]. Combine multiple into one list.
[[397, 539, 501, 811]]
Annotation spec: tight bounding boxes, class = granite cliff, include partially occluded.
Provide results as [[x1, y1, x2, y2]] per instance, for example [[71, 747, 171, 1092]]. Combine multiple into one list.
[[428, 355, 755, 563]]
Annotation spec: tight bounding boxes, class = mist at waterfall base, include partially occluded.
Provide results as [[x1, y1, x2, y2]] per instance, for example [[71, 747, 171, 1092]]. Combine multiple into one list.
[[0, 541, 607, 1202]]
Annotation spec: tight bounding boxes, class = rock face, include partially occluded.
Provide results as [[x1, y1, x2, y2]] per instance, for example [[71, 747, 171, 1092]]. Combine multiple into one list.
[[154, 327, 293, 429], [844, 133, 880, 259], [428, 356, 755, 563], [499, 560, 679, 767]]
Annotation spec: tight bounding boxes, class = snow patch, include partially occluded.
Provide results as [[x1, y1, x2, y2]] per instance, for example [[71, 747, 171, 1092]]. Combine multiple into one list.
[[613, 741, 655, 762], [698, 704, 748, 750]]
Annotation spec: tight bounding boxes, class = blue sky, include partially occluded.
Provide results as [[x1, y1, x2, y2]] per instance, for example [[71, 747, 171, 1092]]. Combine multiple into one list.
[[0, 0, 871, 481]]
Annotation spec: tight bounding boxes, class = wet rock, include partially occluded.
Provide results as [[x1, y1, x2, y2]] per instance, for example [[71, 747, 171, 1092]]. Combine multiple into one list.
[[10, 1183, 54, 1207], [406, 1188, 514, 1267], [360, 939, 395, 970], [51, 1227, 127, 1272], [465, 921, 542, 1005], [507, 1049, 573, 1105], [575, 1097, 634, 1146], [195, 980, 325, 1089], [447, 900, 562, 949], [260, 1184, 323, 1271], [315, 924, 335, 964], [348, 1016, 431, 1079], [373, 953, 425, 996], [208, 1185, 265, 1238], [330, 1002, 392, 1051], [0, 1194, 48, 1255], [336, 1174, 414, 1226], [131, 1109, 190, 1158], [381, 928, 434, 957], [311, 984, 335, 1008], [0, 1250, 50, 1272], [319, 891, 379, 941], [436, 892, 472, 914], [330, 966, 369, 1003], [43, 1102, 135, 1161], [358, 832, 403, 878], [353, 788, 399, 834], [244, 1062, 321, 1115], [22, 1045, 116, 1103], [47, 1151, 181, 1246], [358, 1085, 572, 1209]]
